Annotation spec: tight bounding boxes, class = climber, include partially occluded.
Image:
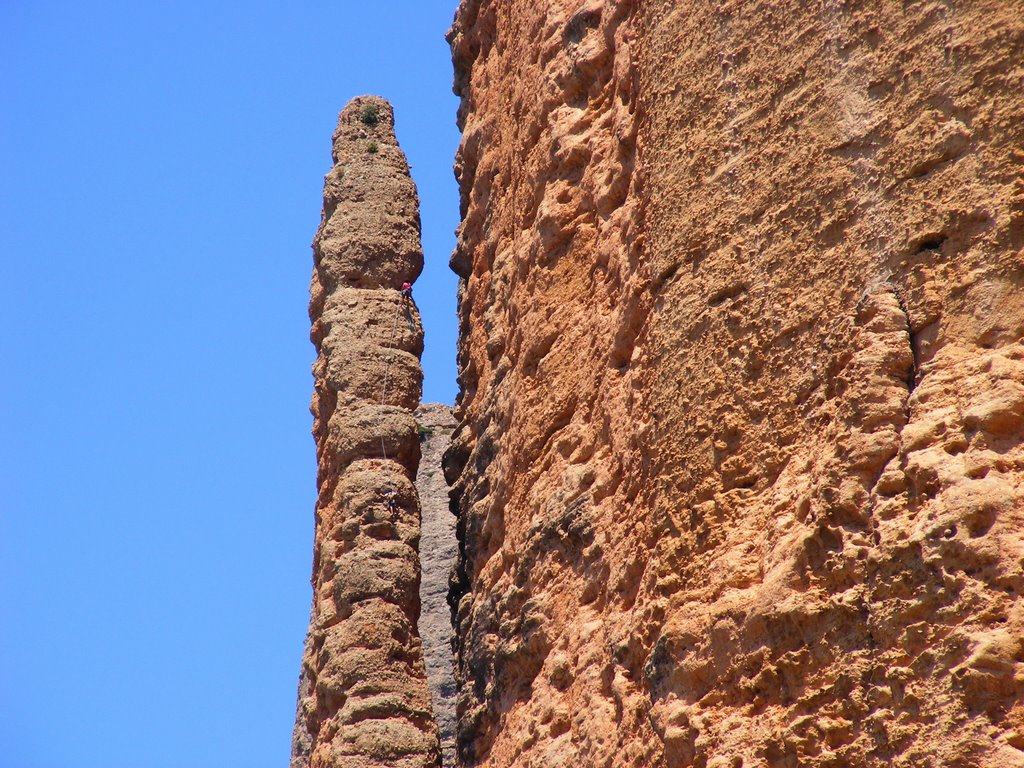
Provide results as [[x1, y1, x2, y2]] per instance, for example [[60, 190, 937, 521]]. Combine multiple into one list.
[[383, 487, 399, 513], [400, 281, 413, 305]]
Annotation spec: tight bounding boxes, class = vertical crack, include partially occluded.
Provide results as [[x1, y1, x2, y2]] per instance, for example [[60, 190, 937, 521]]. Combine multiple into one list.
[[891, 287, 919, 393]]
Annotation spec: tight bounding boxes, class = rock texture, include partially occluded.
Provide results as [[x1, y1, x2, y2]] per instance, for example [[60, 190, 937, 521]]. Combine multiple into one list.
[[291, 96, 440, 768], [445, 2, 1024, 767], [416, 404, 460, 768]]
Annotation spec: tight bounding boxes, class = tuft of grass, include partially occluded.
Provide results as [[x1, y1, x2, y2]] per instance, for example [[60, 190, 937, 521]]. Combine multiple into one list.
[[367, 141, 379, 154], [360, 104, 381, 126]]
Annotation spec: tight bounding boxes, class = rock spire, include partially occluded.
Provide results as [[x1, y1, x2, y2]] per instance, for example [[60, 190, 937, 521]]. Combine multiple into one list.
[[291, 96, 440, 768]]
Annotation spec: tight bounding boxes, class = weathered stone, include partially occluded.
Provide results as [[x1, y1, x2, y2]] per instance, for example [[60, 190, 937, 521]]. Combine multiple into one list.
[[317, 287, 425, 356], [415, 404, 459, 768], [291, 95, 440, 768], [312, 101, 424, 293], [446, 2, 1024, 767]]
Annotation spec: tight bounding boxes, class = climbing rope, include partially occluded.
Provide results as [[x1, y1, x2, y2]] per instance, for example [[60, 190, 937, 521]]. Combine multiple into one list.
[[377, 294, 404, 460]]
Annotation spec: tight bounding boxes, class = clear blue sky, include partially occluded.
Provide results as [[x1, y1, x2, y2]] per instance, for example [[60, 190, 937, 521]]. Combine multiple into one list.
[[0, 2, 460, 766]]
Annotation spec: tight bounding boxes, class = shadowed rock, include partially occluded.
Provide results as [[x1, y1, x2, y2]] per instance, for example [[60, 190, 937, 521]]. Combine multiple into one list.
[[415, 404, 459, 767]]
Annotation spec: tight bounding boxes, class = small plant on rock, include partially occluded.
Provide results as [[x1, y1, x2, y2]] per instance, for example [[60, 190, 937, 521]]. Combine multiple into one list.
[[360, 104, 380, 126], [367, 141, 379, 154]]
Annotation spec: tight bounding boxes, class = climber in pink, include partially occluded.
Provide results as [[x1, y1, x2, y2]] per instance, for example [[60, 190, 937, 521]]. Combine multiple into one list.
[[400, 281, 413, 305]]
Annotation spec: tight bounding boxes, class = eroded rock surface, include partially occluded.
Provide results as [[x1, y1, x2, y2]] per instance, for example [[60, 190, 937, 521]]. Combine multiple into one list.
[[445, 2, 1024, 767], [416, 404, 459, 767], [291, 96, 440, 768]]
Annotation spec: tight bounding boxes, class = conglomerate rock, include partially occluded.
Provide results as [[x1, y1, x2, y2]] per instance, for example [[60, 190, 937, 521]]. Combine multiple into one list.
[[444, 2, 1024, 767], [291, 96, 440, 768], [415, 403, 460, 767]]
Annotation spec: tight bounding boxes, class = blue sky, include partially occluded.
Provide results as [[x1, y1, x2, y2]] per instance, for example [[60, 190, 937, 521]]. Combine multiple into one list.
[[0, 2, 461, 766]]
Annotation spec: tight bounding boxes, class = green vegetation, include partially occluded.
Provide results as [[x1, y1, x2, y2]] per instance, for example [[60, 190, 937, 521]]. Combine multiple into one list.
[[360, 103, 380, 126], [417, 423, 434, 441], [367, 141, 379, 154]]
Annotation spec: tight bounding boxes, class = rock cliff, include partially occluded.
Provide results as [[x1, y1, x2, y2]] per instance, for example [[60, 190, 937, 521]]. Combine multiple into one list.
[[416, 404, 460, 767], [291, 96, 440, 768], [444, 2, 1024, 767]]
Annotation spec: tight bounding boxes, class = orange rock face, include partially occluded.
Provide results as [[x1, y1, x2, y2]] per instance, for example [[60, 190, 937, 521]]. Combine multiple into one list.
[[291, 97, 440, 768], [445, 2, 1024, 767]]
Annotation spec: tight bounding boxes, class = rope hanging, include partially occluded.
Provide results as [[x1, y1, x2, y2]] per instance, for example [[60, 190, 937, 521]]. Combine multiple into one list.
[[377, 295, 403, 460]]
